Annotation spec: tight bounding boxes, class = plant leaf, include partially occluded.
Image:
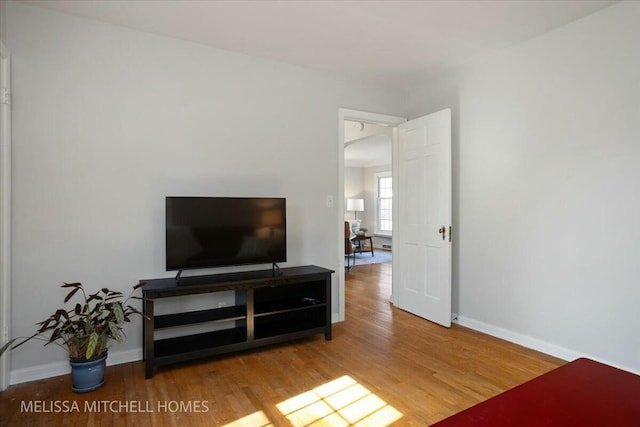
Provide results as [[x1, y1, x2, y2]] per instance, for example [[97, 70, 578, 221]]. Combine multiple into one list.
[[37, 319, 52, 332], [64, 287, 80, 303], [88, 292, 103, 303], [126, 305, 142, 315], [114, 302, 125, 326], [108, 321, 122, 342], [0, 338, 20, 357], [86, 332, 99, 359], [50, 328, 61, 343], [61, 282, 81, 288]]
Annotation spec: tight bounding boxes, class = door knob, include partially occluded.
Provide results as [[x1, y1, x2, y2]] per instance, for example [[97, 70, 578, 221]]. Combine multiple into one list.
[[438, 226, 446, 240]]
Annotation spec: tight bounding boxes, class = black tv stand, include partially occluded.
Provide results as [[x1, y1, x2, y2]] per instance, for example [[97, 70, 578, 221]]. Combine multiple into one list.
[[141, 265, 334, 378], [174, 269, 183, 282]]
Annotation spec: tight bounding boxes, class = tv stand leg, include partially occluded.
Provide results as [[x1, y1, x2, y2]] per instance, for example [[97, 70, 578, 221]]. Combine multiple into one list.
[[145, 364, 154, 379], [272, 263, 282, 276], [144, 297, 155, 379]]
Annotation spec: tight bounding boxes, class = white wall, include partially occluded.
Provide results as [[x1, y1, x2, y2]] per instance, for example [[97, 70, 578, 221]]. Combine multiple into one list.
[[0, 1, 6, 45], [406, 1, 640, 372], [6, 2, 404, 379], [344, 167, 364, 209]]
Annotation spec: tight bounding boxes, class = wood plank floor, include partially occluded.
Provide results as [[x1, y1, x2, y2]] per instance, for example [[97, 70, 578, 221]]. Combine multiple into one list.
[[0, 262, 563, 426]]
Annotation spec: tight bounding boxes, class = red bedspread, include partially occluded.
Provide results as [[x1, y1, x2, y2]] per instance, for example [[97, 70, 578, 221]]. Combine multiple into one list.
[[432, 358, 640, 426]]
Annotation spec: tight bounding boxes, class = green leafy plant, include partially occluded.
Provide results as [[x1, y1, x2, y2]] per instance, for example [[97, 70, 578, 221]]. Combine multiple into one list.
[[1, 282, 145, 361]]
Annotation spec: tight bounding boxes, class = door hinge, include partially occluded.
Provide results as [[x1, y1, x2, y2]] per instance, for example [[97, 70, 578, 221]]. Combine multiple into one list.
[[449, 226, 452, 242], [1, 87, 8, 105]]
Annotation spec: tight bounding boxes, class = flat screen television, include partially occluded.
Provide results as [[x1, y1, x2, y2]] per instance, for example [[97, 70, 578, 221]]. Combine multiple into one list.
[[166, 197, 286, 271]]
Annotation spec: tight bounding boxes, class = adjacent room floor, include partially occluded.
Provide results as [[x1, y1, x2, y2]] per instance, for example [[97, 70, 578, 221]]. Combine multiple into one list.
[[0, 263, 562, 426]]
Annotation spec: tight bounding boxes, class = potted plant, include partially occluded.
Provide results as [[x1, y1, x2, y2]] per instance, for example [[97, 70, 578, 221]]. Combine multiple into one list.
[[0, 281, 145, 392]]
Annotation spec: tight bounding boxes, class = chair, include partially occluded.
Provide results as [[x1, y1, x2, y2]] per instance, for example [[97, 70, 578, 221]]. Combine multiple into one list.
[[344, 221, 356, 271]]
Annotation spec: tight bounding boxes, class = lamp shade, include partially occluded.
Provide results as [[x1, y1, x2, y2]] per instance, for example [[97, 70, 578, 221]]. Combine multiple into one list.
[[346, 198, 364, 212]]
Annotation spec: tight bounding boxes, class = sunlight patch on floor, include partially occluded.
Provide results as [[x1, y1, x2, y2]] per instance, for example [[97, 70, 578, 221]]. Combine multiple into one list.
[[276, 375, 403, 426], [222, 410, 274, 427]]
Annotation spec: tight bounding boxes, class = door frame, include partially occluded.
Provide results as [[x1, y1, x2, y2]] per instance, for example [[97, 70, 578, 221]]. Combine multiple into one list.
[[0, 40, 11, 390], [336, 108, 405, 321]]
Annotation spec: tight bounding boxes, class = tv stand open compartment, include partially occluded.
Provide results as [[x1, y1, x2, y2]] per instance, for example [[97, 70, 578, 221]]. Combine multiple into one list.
[[142, 265, 333, 378]]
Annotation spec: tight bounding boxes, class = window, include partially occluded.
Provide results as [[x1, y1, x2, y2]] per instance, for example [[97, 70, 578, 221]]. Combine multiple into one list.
[[376, 173, 392, 234]]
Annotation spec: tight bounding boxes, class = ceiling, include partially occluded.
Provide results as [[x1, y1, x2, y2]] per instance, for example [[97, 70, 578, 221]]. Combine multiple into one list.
[[344, 121, 392, 168], [344, 135, 392, 168], [23, 0, 616, 90]]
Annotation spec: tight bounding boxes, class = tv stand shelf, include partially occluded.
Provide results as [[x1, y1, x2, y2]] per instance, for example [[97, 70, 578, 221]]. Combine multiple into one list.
[[142, 265, 333, 378]]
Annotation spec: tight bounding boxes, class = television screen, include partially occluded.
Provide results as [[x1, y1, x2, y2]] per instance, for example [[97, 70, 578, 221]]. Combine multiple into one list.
[[166, 197, 286, 271]]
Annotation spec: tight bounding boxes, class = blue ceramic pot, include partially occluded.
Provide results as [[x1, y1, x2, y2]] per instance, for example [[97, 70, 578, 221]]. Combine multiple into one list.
[[69, 353, 107, 393]]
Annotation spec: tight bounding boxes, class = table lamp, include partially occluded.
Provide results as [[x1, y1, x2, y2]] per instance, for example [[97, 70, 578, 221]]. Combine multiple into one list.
[[346, 198, 364, 220]]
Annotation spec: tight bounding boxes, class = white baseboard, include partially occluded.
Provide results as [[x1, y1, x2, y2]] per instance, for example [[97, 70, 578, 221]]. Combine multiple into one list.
[[10, 348, 142, 386], [453, 314, 640, 375], [453, 314, 579, 361], [373, 244, 392, 251]]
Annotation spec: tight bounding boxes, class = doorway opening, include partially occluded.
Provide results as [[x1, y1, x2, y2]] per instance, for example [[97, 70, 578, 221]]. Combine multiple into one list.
[[344, 120, 393, 267], [336, 109, 405, 322]]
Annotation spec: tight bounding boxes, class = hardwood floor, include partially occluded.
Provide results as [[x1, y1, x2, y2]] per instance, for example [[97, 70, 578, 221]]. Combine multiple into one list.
[[0, 262, 563, 426]]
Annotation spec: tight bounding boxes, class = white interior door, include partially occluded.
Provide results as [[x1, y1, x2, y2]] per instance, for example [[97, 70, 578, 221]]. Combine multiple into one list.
[[395, 109, 452, 327]]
